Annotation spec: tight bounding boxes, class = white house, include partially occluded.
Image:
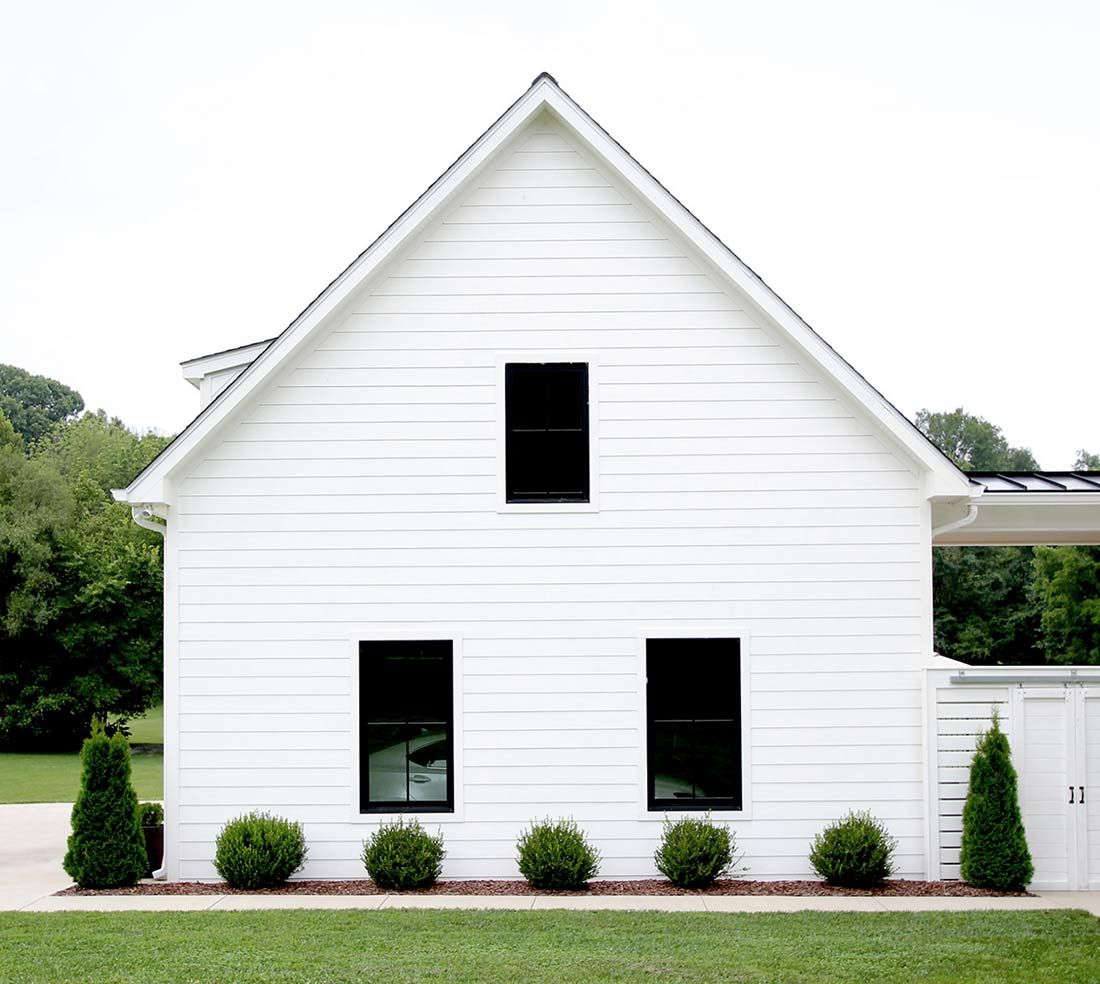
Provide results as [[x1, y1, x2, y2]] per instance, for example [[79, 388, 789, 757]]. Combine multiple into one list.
[[114, 74, 1100, 888]]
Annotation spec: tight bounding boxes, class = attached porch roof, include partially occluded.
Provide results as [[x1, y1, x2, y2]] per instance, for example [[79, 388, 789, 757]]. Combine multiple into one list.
[[933, 471, 1100, 546]]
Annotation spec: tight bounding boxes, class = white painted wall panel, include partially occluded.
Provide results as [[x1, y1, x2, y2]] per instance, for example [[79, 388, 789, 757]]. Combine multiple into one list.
[[170, 113, 929, 881]]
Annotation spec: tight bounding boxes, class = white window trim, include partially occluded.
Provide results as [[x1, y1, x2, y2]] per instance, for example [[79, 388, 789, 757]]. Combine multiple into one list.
[[348, 629, 465, 824], [635, 626, 752, 822], [495, 353, 600, 513]]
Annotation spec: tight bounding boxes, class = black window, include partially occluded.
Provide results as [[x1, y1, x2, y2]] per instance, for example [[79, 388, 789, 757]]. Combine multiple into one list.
[[505, 362, 589, 502], [360, 640, 453, 813], [647, 638, 741, 811]]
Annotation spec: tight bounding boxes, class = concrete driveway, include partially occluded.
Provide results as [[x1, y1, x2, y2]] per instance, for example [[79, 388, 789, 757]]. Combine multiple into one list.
[[0, 803, 75, 909]]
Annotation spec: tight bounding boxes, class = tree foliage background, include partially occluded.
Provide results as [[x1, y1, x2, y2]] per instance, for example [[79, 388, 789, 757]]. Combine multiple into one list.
[[916, 407, 1100, 667], [0, 364, 84, 445], [0, 367, 169, 749]]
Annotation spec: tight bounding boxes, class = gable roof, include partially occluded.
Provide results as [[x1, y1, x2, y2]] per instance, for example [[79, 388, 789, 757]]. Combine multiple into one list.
[[115, 72, 970, 505]]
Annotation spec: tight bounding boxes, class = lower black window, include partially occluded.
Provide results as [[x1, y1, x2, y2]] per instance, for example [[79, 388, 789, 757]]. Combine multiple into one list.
[[360, 640, 453, 813], [646, 638, 741, 811]]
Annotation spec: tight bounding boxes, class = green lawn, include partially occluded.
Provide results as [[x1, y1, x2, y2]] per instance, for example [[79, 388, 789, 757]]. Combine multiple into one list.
[[0, 910, 1097, 984], [0, 705, 163, 804], [123, 703, 163, 745]]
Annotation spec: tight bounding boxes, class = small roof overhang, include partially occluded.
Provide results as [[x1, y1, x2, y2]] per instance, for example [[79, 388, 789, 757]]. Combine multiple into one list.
[[180, 338, 275, 389], [933, 472, 1100, 546]]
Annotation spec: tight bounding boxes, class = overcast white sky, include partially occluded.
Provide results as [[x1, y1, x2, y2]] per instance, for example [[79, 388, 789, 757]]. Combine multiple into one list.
[[2, 1, 1097, 467]]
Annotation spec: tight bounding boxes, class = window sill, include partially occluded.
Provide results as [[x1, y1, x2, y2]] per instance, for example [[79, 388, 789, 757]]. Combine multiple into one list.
[[638, 805, 752, 822], [351, 808, 466, 824], [497, 500, 599, 514]]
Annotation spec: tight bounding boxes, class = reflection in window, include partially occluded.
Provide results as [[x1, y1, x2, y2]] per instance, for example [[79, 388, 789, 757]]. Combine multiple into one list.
[[360, 640, 453, 812]]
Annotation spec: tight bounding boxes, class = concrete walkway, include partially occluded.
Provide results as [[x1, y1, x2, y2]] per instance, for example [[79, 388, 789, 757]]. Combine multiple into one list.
[[3, 804, 1098, 916], [0, 803, 74, 911]]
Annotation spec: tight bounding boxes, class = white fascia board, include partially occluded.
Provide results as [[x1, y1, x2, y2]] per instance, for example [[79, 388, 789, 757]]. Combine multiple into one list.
[[121, 75, 967, 504], [180, 340, 272, 388], [537, 86, 969, 499], [118, 81, 556, 505]]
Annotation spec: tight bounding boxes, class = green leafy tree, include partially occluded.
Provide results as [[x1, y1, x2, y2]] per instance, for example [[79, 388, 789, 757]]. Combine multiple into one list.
[[63, 721, 148, 888], [917, 407, 1040, 664], [1032, 546, 1100, 664], [0, 364, 83, 445], [931, 546, 1041, 664], [35, 410, 168, 491], [0, 405, 170, 748], [915, 407, 1038, 472], [0, 414, 23, 454], [959, 713, 1033, 891], [0, 413, 72, 641], [1028, 449, 1100, 665]]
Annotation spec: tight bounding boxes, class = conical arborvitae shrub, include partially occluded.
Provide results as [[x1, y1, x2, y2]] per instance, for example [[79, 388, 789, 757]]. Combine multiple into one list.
[[63, 721, 148, 888], [959, 711, 1033, 891]]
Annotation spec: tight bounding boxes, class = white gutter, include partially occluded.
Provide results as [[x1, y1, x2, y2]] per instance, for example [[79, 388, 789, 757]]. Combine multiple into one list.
[[932, 503, 978, 539], [932, 480, 985, 540]]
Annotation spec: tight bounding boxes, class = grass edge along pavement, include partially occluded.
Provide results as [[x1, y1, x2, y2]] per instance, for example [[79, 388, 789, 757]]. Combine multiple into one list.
[[0, 908, 1098, 984]]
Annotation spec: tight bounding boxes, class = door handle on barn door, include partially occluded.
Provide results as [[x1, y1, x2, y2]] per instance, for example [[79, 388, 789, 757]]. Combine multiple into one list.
[[1081, 786, 1085, 804], [1069, 786, 1075, 803]]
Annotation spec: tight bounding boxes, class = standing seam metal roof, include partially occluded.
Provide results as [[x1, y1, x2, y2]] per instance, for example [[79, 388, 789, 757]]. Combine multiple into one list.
[[967, 472, 1100, 492]]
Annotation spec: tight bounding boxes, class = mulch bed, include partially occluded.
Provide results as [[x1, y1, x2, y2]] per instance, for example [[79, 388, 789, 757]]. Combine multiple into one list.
[[58, 879, 1029, 898]]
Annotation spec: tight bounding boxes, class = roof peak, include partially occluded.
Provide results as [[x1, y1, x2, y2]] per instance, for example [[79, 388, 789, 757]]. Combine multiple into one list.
[[531, 71, 559, 87]]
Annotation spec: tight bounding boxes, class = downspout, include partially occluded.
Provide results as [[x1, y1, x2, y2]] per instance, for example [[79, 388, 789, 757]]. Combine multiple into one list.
[[129, 503, 168, 879], [925, 492, 978, 881], [131, 504, 166, 537]]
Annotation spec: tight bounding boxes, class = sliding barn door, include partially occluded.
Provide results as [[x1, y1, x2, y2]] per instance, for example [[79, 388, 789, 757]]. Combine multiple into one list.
[[1017, 689, 1077, 890]]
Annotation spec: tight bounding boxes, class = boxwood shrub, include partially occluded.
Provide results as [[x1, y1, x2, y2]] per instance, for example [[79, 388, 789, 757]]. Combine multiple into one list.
[[214, 812, 306, 889], [362, 818, 445, 890], [516, 817, 600, 890], [809, 810, 896, 887], [654, 813, 741, 888]]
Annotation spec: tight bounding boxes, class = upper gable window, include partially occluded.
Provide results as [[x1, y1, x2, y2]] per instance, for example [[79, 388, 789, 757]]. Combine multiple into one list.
[[505, 363, 589, 503]]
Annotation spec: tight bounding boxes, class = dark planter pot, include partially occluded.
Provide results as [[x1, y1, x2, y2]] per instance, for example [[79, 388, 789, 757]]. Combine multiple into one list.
[[142, 825, 164, 878]]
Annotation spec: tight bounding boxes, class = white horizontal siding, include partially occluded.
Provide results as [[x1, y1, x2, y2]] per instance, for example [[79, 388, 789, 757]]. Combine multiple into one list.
[[170, 113, 929, 881]]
